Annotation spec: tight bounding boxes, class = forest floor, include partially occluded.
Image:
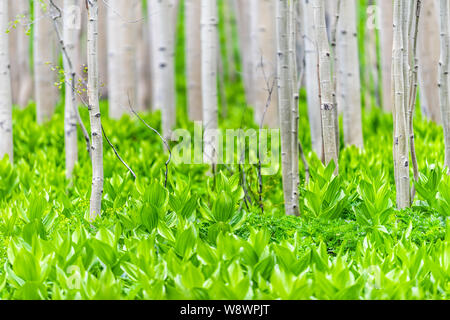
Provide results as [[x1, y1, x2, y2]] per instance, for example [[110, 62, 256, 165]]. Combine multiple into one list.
[[0, 98, 449, 299]]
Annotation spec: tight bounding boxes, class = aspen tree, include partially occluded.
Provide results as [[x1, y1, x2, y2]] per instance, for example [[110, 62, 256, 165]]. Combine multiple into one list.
[[301, 0, 322, 158], [201, 0, 219, 166], [363, 0, 380, 110], [276, 0, 294, 215], [185, 0, 203, 121], [233, 0, 254, 107], [313, 0, 339, 174], [137, 7, 151, 111], [108, 0, 138, 119], [251, 0, 279, 128], [392, 0, 411, 208], [289, 0, 300, 216], [379, 0, 394, 111], [438, 0, 450, 173], [0, 0, 12, 163], [63, 0, 80, 178], [87, 0, 103, 219], [336, 0, 363, 148], [148, 0, 177, 140], [34, 0, 60, 124], [9, 0, 32, 107], [417, 0, 440, 123], [98, 0, 108, 98]]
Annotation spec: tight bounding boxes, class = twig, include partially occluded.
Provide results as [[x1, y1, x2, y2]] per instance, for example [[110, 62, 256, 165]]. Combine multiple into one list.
[[101, 125, 136, 179], [127, 95, 171, 188]]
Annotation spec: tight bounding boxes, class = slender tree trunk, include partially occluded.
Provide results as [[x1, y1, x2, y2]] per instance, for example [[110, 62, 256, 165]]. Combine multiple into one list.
[[201, 0, 219, 166], [63, 0, 80, 179], [98, 0, 108, 98], [313, 0, 339, 174], [289, 0, 300, 216], [0, 0, 12, 163], [108, 0, 138, 119], [149, 0, 177, 140], [185, 0, 203, 121], [337, 0, 363, 148], [251, 0, 279, 128], [416, 0, 440, 123], [136, 2, 151, 111], [438, 0, 450, 173], [34, 0, 59, 124], [379, 0, 394, 112], [9, 0, 32, 108], [363, 0, 380, 110], [392, 0, 411, 208], [233, 0, 254, 107], [302, 0, 322, 158], [87, 0, 103, 219], [276, 0, 294, 215]]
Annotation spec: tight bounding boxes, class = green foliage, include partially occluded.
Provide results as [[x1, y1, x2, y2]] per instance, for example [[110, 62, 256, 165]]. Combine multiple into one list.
[[0, 99, 448, 300]]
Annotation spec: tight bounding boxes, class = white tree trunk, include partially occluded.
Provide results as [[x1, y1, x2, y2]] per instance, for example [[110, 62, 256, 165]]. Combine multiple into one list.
[[251, 0, 279, 129], [234, 0, 254, 107], [136, 2, 151, 111], [392, 0, 411, 208], [87, 0, 103, 219], [313, 0, 339, 174], [98, 0, 108, 98], [34, 0, 59, 124], [336, 0, 363, 148], [289, 0, 300, 216], [185, 0, 203, 121], [379, 0, 394, 111], [201, 0, 219, 166], [149, 0, 177, 140], [438, 0, 450, 172], [63, 0, 80, 178], [276, 0, 294, 215], [108, 0, 138, 119], [0, 0, 12, 163], [301, 0, 322, 158], [417, 0, 440, 123], [9, 0, 33, 108]]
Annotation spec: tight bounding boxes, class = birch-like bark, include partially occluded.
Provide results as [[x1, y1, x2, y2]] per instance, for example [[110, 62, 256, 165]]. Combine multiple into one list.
[[438, 0, 450, 173], [136, 2, 151, 111], [392, 0, 411, 208], [9, 0, 32, 108], [98, 0, 108, 98], [0, 0, 12, 163], [87, 0, 103, 219], [363, 0, 380, 110], [34, 0, 59, 124], [302, 0, 322, 158], [313, 0, 339, 174], [289, 0, 300, 216], [252, 0, 279, 128], [233, 0, 254, 107], [185, 0, 203, 121], [149, 0, 177, 140], [336, 0, 363, 148], [201, 0, 219, 166], [417, 0, 440, 123], [63, 0, 80, 178], [379, 0, 394, 111], [276, 0, 294, 215], [108, 0, 138, 119]]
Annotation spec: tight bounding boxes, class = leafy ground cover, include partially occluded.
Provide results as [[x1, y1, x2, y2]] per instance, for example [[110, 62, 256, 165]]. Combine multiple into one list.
[[0, 96, 448, 300]]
